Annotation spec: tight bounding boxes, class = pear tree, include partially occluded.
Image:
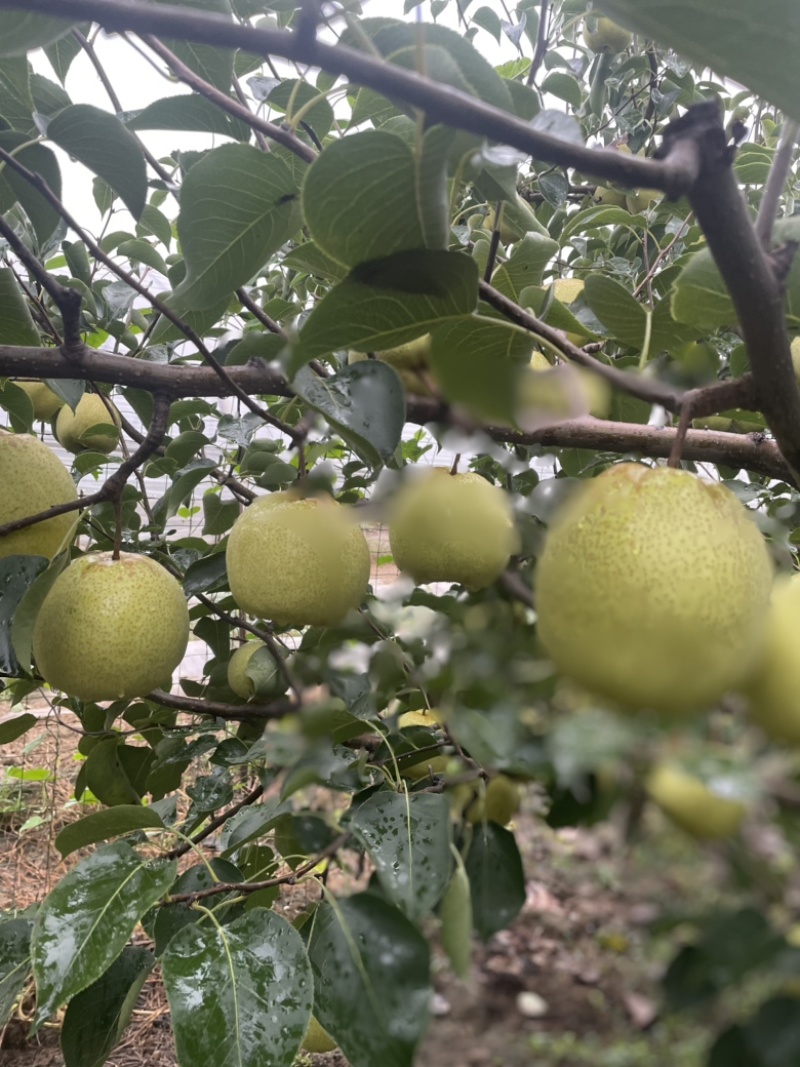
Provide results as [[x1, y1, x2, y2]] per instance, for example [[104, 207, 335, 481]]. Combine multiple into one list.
[[1, 2, 800, 1066]]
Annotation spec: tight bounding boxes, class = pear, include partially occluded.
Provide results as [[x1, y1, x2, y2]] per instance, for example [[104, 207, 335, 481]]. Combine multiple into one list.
[[302, 1016, 337, 1054], [348, 335, 433, 396], [389, 469, 518, 591], [33, 552, 190, 702], [535, 464, 773, 714], [226, 491, 371, 627], [744, 575, 800, 743], [0, 430, 78, 560], [56, 392, 121, 454], [397, 709, 448, 779], [583, 16, 632, 55], [791, 336, 800, 383], [13, 380, 64, 420], [227, 640, 287, 701], [646, 764, 746, 840], [552, 278, 585, 304], [467, 775, 521, 826], [594, 186, 628, 208]]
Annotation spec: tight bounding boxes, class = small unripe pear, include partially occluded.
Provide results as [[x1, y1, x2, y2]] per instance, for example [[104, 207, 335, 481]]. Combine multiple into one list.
[[13, 380, 64, 420], [397, 709, 448, 779], [33, 552, 190, 702], [302, 1016, 337, 1053], [744, 575, 800, 743], [226, 492, 371, 627], [56, 393, 121, 454], [583, 16, 632, 55], [646, 764, 746, 840], [535, 464, 773, 714], [467, 775, 521, 826], [0, 430, 77, 560], [227, 640, 287, 701], [348, 335, 434, 395], [389, 469, 518, 591]]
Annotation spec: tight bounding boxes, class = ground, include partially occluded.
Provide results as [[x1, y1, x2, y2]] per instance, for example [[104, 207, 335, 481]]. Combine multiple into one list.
[[2, 704, 760, 1067]]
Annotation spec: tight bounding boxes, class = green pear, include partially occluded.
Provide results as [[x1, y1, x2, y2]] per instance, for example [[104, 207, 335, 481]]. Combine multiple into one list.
[[13, 380, 64, 420], [0, 430, 78, 560], [227, 640, 288, 701], [348, 335, 434, 395], [56, 392, 121, 454], [583, 16, 632, 54], [535, 464, 773, 714], [594, 186, 628, 208], [389, 469, 518, 591], [744, 575, 800, 743], [33, 552, 190, 702], [467, 775, 521, 826], [397, 709, 449, 779], [226, 491, 371, 627], [302, 1016, 337, 1053], [791, 336, 800, 383], [646, 764, 746, 840]]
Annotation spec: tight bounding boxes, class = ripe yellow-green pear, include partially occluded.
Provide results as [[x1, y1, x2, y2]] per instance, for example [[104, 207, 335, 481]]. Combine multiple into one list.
[[56, 392, 121, 454], [552, 278, 585, 305], [744, 575, 800, 743], [626, 187, 663, 213], [227, 640, 287, 701], [13, 380, 64, 420], [528, 351, 611, 419], [594, 185, 628, 208], [348, 335, 434, 396], [226, 491, 371, 627], [645, 764, 746, 840], [33, 552, 190, 702], [583, 17, 633, 54], [389, 469, 518, 591], [0, 430, 78, 560], [397, 709, 449, 779], [791, 336, 800, 383], [467, 775, 521, 826], [302, 1016, 337, 1053], [535, 464, 773, 714]]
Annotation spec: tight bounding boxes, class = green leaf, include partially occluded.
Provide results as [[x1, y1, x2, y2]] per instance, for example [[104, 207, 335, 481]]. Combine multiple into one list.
[[560, 204, 639, 241], [490, 233, 559, 303], [173, 144, 299, 310], [596, 0, 800, 122], [126, 94, 251, 141], [0, 267, 39, 344], [465, 822, 525, 940], [292, 361, 406, 468], [0, 712, 37, 744], [182, 551, 229, 597], [351, 792, 452, 922], [115, 239, 168, 277], [671, 248, 739, 331], [44, 24, 89, 84], [0, 14, 76, 56], [61, 946, 154, 1067], [428, 315, 532, 423], [153, 860, 244, 956], [439, 849, 472, 979], [154, 0, 235, 92], [582, 274, 647, 347], [0, 55, 35, 133], [293, 250, 479, 369], [31, 72, 72, 117], [473, 5, 502, 41], [0, 919, 31, 1027], [82, 738, 144, 807], [202, 493, 240, 536], [267, 78, 335, 142], [540, 71, 583, 108], [47, 105, 147, 221], [0, 554, 49, 676], [0, 132, 62, 245], [282, 240, 348, 282], [302, 128, 450, 268], [162, 910, 313, 1067], [743, 997, 800, 1066], [55, 806, 165, 860], [31, 841, 176, 1025], [307, 894, 431, 1067]]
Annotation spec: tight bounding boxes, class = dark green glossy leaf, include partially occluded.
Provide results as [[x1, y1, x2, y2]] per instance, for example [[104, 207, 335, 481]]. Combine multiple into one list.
[[307, 894, 431, 1067], [0, 133, 62, 244], [293, 250, 479, 369], [173, 144, 300, 310], [465, 822, 525, 940], [351, 791, 452, 922], [0, 711, 36, 744], [126, 94, 250, 141], [61, 946, 154, 1067], [153, 859, 243, 955], [0, 919, 32, 1026], [162, 909, 313, 1067], [0, 267, 40, 344], [47, 105, 146, 220], [55, 806, 165, 860], [292, 361, 405, 468], [83, 738, 144, 807], [31, 841, 177, 1025], [0, 555, 49, 676], [182, 551, 229, 597]]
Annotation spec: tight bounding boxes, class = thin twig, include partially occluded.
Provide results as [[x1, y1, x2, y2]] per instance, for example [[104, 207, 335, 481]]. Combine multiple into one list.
[[755, 117, 800, 246]]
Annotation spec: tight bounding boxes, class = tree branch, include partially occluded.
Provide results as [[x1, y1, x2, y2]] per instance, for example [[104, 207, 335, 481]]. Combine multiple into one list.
[[661, 103, 800, 480], [1, 0, 700, 195], [149, 688, 295, 722], [755, 117, 799, 246]]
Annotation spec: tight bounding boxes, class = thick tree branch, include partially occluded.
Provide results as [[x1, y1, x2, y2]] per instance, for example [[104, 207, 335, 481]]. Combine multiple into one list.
[[662, 104, 800, 480], [149, 688, 295, 722], [1, 0, 699, 195]]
